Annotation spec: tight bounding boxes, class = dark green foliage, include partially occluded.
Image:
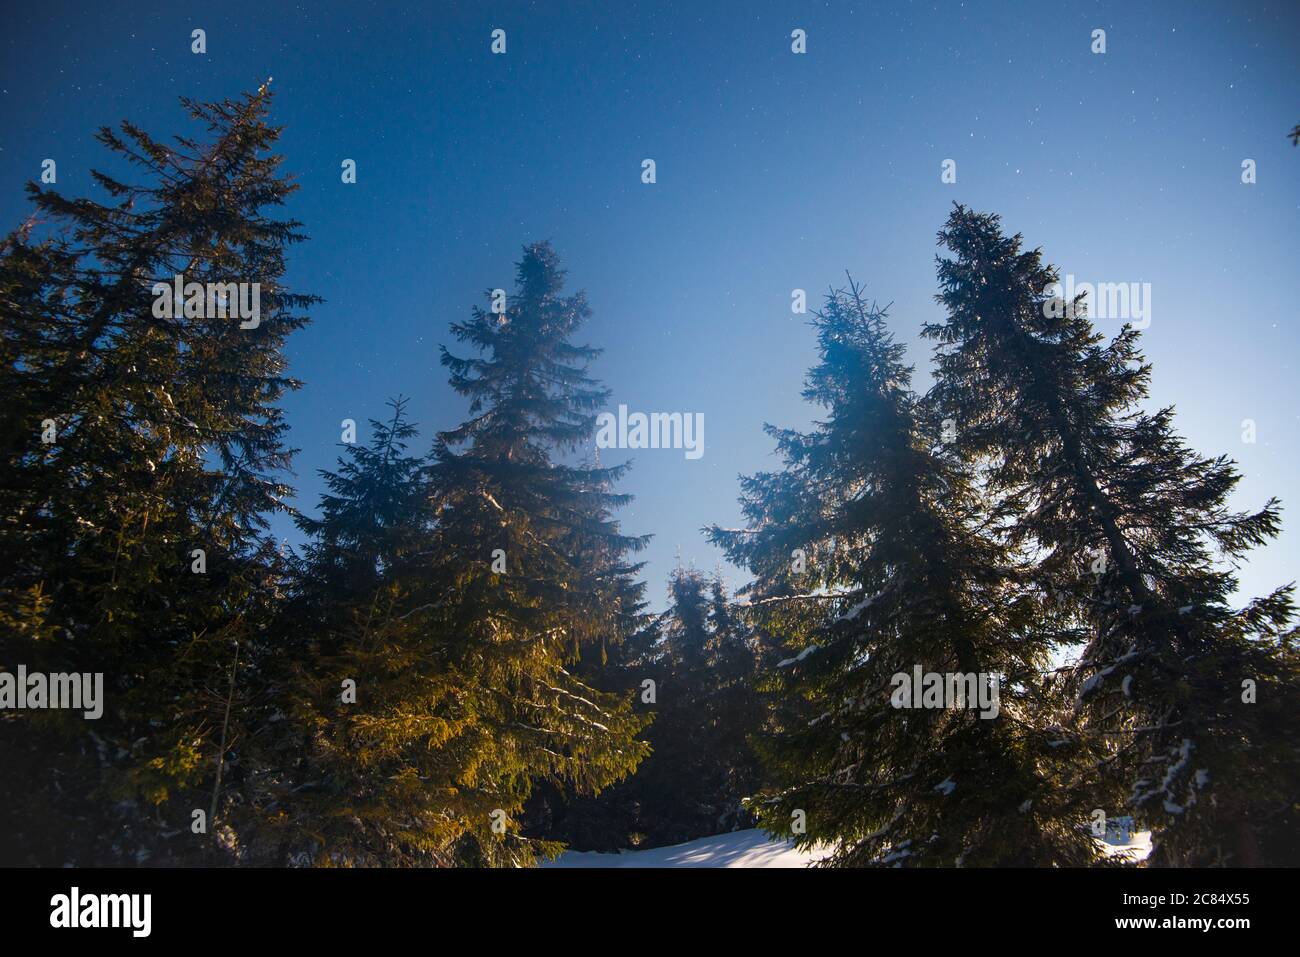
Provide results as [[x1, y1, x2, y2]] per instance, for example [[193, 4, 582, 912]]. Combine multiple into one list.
[[258, 245, 655, 867], [0, 93, 651, 869], [621, 567, 764, 846], [530, 565, 765, 851], [412, 242, 650, 864], [250, 398, 477, 865], [0, 87, 314, 864], [3, 81, 1291, 868], [709, 278, 1099, 866], [925, 205, 1300, 866]]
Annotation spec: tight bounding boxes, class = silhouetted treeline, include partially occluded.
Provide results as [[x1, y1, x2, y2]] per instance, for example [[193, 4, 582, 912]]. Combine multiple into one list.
[[526, 567, 766, 851]]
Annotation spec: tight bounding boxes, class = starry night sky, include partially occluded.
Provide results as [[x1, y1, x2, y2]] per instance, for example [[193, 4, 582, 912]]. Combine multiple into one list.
[[2, 0, 1297, 609]]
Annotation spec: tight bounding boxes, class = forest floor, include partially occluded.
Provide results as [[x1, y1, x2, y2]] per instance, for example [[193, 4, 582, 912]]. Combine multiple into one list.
[[544, 828, 821, 867], [544, 827, 1153, 868]]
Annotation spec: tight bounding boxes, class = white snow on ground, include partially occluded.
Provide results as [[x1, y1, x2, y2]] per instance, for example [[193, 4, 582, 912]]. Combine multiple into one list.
[[544, 826, 1153, 867], [1098, 830, 1152, 862], [543, 828, 821, 868]]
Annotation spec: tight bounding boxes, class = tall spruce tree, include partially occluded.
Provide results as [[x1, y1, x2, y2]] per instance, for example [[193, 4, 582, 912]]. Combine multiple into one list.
[[0, 87, 313, 864], [709, 278, 1099, 866], [926, 205, 1300, 865], [414, 241, 651, 865], [257, 398, 500, 866]]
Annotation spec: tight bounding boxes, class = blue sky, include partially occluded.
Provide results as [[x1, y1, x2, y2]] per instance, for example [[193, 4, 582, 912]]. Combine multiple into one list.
[[3, 0, 1297, 610]]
